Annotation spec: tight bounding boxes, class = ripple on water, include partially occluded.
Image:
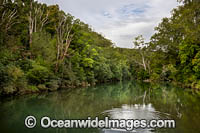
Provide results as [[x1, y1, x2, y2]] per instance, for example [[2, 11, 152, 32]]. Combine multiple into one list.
[[101, 103, 171, 133]]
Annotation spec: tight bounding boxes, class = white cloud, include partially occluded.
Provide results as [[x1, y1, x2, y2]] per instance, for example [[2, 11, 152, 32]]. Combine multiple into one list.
[[38, 0, 178, 48]]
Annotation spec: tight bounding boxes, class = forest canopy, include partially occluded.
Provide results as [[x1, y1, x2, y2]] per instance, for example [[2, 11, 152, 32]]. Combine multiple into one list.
[[0, 0, 200, 96]]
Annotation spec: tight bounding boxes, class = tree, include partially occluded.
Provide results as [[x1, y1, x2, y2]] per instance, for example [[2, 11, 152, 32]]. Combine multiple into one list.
[[55, 11, 74, 72], [133, 35, 150, 73], [0, 0, 18, 44], [27, 0, 49, 49]]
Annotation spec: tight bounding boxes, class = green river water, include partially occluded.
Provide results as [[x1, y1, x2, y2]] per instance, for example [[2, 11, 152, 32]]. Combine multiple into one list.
[[0, 81, 200, 133]]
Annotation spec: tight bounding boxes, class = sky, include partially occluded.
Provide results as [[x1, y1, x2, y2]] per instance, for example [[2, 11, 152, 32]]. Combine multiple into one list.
[[38, 0, 179, 48]]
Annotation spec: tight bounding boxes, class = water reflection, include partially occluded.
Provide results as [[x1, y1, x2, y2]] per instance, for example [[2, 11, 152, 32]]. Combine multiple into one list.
[[103, 104, 160, 120], [101, 104, 170, 133], [0, 81, 200, 133]]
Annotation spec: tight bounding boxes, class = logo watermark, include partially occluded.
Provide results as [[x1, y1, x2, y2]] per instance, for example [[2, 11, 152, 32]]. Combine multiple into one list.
[[25, 116, 175, 131]]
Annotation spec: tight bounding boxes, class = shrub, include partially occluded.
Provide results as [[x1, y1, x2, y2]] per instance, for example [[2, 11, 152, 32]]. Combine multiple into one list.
[[17, 59, 33, 72], [0, 64, 28, 95], [137, 69, 149, 80], [0, 63, 11, 88], [46, 80, 59, 91], [28, 85, 39, 92], [110, 62, 122, 81], [27, 64, 52, 85], [94, 62, 113, 82], [150, 73, 160, 81], [122, 64, 131, 80], [3, 85, 16, 95], [37, 84, 48, 91]]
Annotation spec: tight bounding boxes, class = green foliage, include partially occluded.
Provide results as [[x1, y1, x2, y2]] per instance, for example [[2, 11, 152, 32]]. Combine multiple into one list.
[[0, 0, 133, 96], [45, 80, 59, 91], [2, 0, 200, 96], [0, 63, 28, 95], [146, 0, 200, 89], [94, 62, 113, 82], [110, 62, 123, 81], [27, 63, 52, 85], [150, 73, 160, 81], [28, 85, 39, 92], [137, 69, 150, 80], [31, 32, 57, 65], [82, 58, 94, 68], [0, 63, 12, 87]]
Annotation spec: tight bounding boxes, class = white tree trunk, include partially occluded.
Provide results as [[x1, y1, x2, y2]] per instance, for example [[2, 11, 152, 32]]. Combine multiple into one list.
[[141, 51, 147, 71], [29, 0, 33, 48]]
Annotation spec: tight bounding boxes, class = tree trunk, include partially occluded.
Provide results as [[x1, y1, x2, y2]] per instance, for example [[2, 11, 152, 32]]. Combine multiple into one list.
[[29, 0, 33, 49], [141, 52, 147, 71]]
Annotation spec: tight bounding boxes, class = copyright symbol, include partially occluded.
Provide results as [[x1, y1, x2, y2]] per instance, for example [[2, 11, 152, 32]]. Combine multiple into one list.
[[25, 116, 36, 128]]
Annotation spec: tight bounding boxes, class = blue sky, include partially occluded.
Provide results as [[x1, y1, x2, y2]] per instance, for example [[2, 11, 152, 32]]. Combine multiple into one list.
[[38, 0, 178, 48]]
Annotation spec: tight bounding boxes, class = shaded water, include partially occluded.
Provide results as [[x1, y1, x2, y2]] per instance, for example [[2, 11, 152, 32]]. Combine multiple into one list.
[[0, 81, 200, 133]]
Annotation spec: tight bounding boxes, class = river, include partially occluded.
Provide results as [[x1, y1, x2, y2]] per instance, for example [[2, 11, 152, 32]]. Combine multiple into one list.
[[0, 81, 200, 133]]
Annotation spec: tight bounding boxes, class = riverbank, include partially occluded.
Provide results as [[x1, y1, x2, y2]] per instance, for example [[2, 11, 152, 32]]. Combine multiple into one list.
[[1, 77, 199, 98], [0, 79, 125, 97]]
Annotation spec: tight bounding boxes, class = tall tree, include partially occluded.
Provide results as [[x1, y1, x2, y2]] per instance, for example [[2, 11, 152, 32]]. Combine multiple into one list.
[[26, 0, 49, 49], [55, 11, 74, 72], [133, 35, 150, 73], [0, 0, 18, 44]]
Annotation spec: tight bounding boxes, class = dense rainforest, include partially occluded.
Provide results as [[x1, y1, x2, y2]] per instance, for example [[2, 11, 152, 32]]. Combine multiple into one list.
[[0, 0, 200, 96]]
